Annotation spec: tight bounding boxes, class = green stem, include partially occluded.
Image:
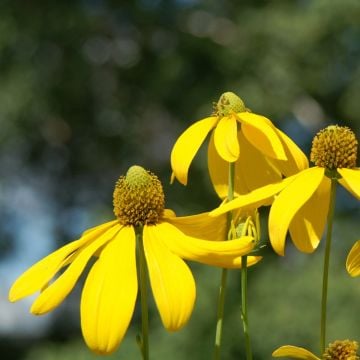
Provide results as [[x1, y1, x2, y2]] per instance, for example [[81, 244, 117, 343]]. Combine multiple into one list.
[[214, 268, 228, 360], [213, 162, 235, 360], [241, 255, 252, 360], [227, 162, 235, 203], [136, 226, 149, 360], [320, 179, 337, 354]]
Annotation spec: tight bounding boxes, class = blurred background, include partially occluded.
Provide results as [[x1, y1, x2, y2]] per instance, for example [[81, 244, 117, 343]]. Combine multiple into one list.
[[0, 0, 359, 359]]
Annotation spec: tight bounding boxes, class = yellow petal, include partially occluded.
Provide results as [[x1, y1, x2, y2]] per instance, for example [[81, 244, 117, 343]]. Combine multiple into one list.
[[289, 176, 330, 253], [171, 117, 217, 185], [156, 222, 255, 268], [143, 225, 196, 331], [164, 211, 227, 241], [233, 255, 263, 268], [246, 256, 262, 266], [235, 131, 282, 192], [206, 255, 262, 268], [163, 208, 176, 218], [272, 345, 320, 359], [346, 240, 360, 277], [210, 176, 296, 217], [214, 116, 239, 162], [81, 226, 137, 354], [208, 131, 248, 199], [269, 167, 325, 256], [270, 128, 309, 176], [31, 224, 121, 315], [208, 131, 233, 199], [238, 112, 287, 160], [338, 168, 360, 200], [9, 220, 117, 302], [208, 130, 283, 198]]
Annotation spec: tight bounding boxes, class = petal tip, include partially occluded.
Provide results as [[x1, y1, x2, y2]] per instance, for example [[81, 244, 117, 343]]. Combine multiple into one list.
[[8, 292, 17, 303], [170, 172, 188, 186], [8, 284, 25, 303]]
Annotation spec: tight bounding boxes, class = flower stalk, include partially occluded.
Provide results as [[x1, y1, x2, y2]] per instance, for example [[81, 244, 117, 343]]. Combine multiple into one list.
[[214, 266, 228, 360], [214, 162, 235, 360], [241, 255, 252, 360], [136, 226, 150, 360], [239, 214, 258, 360], [320, 178, 337, 354]]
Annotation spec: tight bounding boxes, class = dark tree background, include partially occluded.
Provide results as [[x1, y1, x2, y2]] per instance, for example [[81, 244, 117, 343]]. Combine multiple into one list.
[[0, 1, 359, 359]]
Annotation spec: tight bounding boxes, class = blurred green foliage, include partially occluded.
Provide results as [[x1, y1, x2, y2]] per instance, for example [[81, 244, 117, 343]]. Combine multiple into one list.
[[0, 0, 359, 359]]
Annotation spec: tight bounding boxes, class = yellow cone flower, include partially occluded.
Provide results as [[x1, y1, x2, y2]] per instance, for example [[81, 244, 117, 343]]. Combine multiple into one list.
[[211, 125, 360, 256], [9, 165, 257, 355], [273, 340, 359, 359], [171, 91, 308, 198], [347, 240, 360, 277]]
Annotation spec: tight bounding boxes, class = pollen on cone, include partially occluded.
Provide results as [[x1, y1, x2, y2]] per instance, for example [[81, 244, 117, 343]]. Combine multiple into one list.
[[113, 166, 165, 226], [323, 339, 359, 360], [310, 125, 358, 170]]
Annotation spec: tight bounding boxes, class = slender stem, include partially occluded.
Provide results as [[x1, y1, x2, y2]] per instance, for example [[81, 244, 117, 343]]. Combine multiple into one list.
[[227, 162, 235, 203], [214, 267, 228, 359], [320, 179, 337, 354], [241, 255, 252, 360], [136, 226, 149, 360], [213, 162, 235, 360]]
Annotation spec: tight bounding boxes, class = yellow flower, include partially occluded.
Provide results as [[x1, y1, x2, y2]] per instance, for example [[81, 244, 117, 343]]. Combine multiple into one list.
[[170, 91, 308, 198], [211, 125, 360, 256], [347, 240, 360, 277], [272, 340, 359, 359], [9, 165, 258, 355]]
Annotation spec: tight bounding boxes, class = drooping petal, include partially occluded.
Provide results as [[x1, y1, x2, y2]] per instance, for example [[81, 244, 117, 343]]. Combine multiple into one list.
[[238, 112, 287, 160], [156, 222, 255, 268], [171, 117, 218, 185], [208, 131, 248, 199], [270, 128, 309, 176], [208, 129, 285, 198], [81, 226, 137, 355], [289, 176, 331, 253], [163, 213, 262, 268], [143, 225, 196, 331], [272, 345, 321, 359], [233, 255, 263, 268], [346, 240, 360, 277], [208, 131, 232, 199], [9, 220, 118, 302], [164, 211, 227, 241], [209, 175, 296, 217], [269, 167, 325, 256], [214, 115, 239, 162], [235, 131, 282, 192], [30, 224, 121, 315], [338, 168, 360, 200]]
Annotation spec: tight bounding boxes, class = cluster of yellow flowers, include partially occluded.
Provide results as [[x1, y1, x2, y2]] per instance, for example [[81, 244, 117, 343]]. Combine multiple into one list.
[[9, 92, 359, 359]]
